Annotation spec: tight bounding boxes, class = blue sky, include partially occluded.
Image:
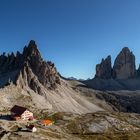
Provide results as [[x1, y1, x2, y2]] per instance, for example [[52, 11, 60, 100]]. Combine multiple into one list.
[[0, 0, 140, 79]]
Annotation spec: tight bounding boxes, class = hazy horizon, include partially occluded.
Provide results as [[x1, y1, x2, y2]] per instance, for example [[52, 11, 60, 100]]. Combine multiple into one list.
[[0, 0, 140, 79]]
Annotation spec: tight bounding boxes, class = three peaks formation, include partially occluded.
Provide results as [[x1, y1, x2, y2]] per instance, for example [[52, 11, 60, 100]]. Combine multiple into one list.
[[95, 47, 137, 80]]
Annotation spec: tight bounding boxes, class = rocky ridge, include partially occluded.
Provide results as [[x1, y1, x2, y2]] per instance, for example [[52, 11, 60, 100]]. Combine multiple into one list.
[[0, 40, 60, 95], [84, 47, 140, 91], [0, 40, 104, 114]]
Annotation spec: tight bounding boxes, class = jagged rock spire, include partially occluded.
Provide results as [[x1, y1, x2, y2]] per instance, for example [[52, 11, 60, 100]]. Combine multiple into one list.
[[23, 40, 41, 58], [95, 55, 112, 79], [113, 47, 136, 79], [0, 40, 61, 93]]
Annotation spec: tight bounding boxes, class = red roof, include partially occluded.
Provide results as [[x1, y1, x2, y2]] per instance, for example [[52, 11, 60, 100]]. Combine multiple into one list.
[[41, 120, 53, 125], [11, 105, 27, 116]]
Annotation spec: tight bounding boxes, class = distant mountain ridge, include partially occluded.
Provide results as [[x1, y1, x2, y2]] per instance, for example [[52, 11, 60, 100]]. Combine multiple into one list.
[[85, 47, 140, 90], [95, 47, 137, 79]]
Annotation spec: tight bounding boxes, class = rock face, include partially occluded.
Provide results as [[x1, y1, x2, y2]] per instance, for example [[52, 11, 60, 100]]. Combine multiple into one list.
[[113, 47, 136, 79], [0, 40, 61, 94], [95, 47, 137, 80], [0, 40, 104, 114], [95, 56, 112, 79], [137, 64, 140, 77]]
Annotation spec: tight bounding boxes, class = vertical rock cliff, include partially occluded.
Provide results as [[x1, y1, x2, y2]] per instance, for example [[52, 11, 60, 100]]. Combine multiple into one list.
[[113, 47, 136, 79], [95, 55, 112, 79], [95, 47, 137, 80]]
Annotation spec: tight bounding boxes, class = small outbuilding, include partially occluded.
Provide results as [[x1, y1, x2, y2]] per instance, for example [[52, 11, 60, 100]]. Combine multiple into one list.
[[26, 125, 37, 132], [11, 105, 34, 121], [41, 120, 53, 126]]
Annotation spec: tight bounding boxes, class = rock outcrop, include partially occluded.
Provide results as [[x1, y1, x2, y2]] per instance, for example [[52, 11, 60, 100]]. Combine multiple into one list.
[[88, 47, 140, 91], [0, 40, 61, 93], [113, 47, 136, 79], [95, 56, 112, 79], [137, 64, 140, 77], [95, 47, 137, 80]]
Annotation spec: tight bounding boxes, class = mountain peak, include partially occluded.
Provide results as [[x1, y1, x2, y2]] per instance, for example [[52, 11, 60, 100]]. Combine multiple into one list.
[[121, 47, 133, 55], [122, 47, 130, 52], [95, 55, 112, 79], [94, 47, 136, 80], [0, 41, 61, 93], [23, 40, 41, 58]]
